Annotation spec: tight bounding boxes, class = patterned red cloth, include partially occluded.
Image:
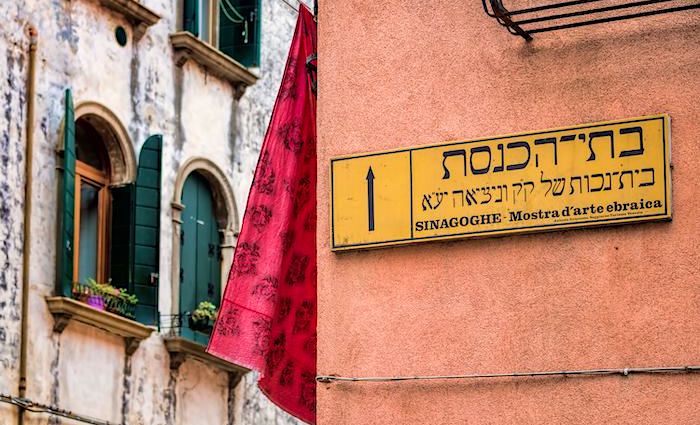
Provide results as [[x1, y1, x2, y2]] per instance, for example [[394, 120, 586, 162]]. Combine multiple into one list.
[[207, 6, 317, 424]]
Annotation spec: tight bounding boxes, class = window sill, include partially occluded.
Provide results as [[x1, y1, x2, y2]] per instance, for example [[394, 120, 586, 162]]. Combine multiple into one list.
[[46, 296, 154, 355], [96, 0, 161, 41], [164, 336, 250, 374], [170, 31, 259, 99]]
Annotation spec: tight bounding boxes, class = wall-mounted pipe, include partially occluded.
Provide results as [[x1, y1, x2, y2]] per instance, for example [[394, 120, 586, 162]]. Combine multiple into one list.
[[18, 24, 38, 425]]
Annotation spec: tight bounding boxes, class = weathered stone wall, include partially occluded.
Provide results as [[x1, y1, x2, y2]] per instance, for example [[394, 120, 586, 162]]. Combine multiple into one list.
[[0, 3, 27, 422], [0, 0, 309, 423]]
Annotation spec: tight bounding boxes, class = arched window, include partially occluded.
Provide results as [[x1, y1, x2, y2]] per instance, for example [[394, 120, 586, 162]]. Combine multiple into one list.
[[74, 117, 112, 284], [57, 91, 162, 326], [171, 159, 238, 344]]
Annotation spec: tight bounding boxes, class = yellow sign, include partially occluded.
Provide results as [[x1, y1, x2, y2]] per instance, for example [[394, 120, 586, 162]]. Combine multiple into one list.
[[331, 115, 672, 251]]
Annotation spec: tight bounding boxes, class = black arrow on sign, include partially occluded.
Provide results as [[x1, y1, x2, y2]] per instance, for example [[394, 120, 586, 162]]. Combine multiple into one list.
[[366, 166, 375, 232]]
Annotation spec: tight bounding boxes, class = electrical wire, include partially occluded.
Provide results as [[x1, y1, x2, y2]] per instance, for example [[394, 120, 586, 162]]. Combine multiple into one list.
[[280, 0, 307, 13], [219, 0, 249, 43], [0, 393, 114, 425], [317, 365, 700, 383], [220, 0, 246, 22], [280, 0, 298, 12]]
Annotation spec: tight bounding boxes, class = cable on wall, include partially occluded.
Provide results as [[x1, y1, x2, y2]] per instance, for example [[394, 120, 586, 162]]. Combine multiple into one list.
[[317, 365, 700, 383], [280, 0, 314, 14], [0, 394, 114, 425], [280, 0, 300, 12]]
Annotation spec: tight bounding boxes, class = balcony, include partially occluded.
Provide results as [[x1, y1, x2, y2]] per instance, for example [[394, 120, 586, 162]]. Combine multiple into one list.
[[46, 296, 153, 355], [170, 31, 259, 99]]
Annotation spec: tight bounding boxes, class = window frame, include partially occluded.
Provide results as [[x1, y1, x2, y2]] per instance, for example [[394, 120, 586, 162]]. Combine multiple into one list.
[[184, 0, 261, 67], [73, 159, 111, 284], [208, 0, 220, 47], [170, 158, 239, 345]]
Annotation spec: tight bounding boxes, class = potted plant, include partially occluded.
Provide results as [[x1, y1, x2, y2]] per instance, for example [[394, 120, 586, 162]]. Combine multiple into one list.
[[73, 279, 138, 319], [105, 286, 138, 319], [72, 279, 106, 311], [189, 301, 218, 333]]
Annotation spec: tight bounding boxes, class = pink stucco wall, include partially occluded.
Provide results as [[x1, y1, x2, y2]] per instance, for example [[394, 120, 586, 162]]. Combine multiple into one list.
[[316, 2, 700, 424]]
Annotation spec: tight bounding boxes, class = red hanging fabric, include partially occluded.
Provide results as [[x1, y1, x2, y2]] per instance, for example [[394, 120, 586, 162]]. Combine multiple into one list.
[[207, 6, 317, 424]]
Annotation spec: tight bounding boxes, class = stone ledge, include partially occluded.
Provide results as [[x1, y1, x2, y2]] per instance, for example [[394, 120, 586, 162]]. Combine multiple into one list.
[[164, 336, 250, 374], [46, 296, 153, 355], [170, 31, 259, 99], [95, 0, 161, 41]]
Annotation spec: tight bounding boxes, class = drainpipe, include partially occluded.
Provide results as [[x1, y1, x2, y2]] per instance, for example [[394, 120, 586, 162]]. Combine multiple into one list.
[[18, 24, 38, 425]]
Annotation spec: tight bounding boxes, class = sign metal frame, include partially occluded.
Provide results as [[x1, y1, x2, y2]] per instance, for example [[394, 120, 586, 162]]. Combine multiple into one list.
[[330, 115, 671, 252]]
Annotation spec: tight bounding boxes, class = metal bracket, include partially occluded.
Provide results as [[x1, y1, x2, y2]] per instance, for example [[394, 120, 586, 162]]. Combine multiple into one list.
[[306, 53, 317, 96]]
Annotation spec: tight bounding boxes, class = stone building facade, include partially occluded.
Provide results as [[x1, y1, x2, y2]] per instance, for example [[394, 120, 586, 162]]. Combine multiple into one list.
[[0, 0, 307, 423]]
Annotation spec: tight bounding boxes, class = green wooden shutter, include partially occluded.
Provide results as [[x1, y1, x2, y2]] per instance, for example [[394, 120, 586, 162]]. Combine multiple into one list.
[[219, 0, 261, 67], [194, 177, 221, 306], [180, 173, 221, 345], [180, 175, 199, 342], [109, 135, 161, 325], [184, 0, 200, 36], [132, 135, 162, 325], [56, 89, 76, 297]]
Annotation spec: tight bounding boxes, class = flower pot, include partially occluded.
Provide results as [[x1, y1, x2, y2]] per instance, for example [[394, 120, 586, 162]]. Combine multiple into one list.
[[103, 293, 136, 319], [189, 316, 213, 333], [86, 295, 105, 311]]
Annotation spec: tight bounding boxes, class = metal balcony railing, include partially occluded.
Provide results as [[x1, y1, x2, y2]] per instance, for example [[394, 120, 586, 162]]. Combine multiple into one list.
[[482, 0, 700, 41]]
